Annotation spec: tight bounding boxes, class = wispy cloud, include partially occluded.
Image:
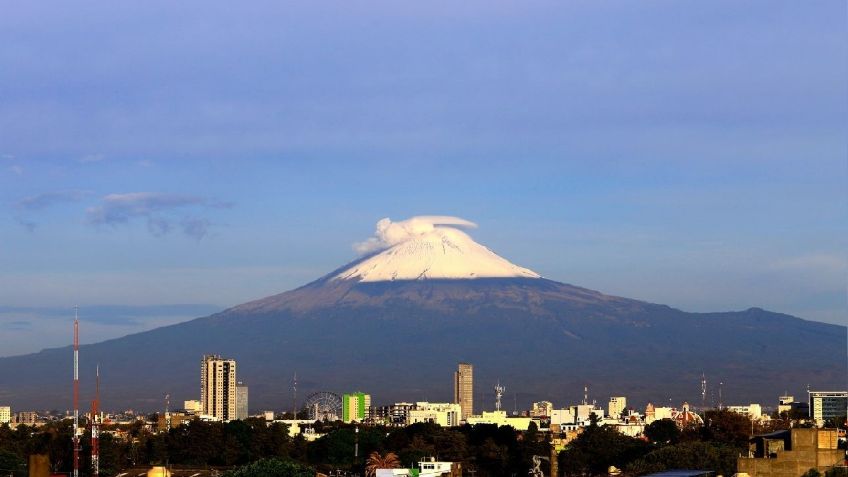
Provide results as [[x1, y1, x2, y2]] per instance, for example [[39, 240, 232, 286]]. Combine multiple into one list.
[[79, 154, 106, 163], [13, 190, 91, 231], [14, 190, 90, 211], [85, 192, 230, 240], [9, 165, 23, 175], [771, 253, 848, 274]]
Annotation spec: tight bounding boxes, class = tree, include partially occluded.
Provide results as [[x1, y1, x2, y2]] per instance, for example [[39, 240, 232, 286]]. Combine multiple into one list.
[[558, 425, 650, 476], [223, 457, 313, 477], [701, 410, 751, 449], [627, 441, 739, 477], [0, 449, 25, 476], [365, 451, 400, 477], [645, 419, 681, 445]]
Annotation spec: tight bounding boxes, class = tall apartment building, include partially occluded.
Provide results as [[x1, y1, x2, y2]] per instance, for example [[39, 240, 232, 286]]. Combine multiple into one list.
[[200, 354, 237, 421], [608, 397, 627, 418], [235, 382, 249, 420], [342, 392, 371, 423], [453, 362, 473, 420], [0, 406, 10, 424]]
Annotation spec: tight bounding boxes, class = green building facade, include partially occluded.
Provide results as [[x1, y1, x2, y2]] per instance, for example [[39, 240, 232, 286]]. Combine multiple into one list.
[[342, 392, 370, 423]]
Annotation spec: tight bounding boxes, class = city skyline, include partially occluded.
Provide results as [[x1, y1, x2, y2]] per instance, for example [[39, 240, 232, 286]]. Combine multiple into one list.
[[1, 2, 845, 476]]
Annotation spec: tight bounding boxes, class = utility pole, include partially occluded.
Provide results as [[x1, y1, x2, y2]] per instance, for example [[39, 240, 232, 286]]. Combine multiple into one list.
[[354, 426, 359, 461]]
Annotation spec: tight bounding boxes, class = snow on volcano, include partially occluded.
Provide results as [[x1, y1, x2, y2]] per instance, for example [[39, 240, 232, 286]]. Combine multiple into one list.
[[335, 216, 540, 282]]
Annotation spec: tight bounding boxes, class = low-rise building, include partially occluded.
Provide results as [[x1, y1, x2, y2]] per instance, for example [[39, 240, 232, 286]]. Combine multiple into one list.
[[737, 427, 843, 477], [808, 391, 848, 426], [157, 412, 195, 431], [183, 400, 202, 414], [778, 395, 794, 415], [551, 404, 605, 427], [376, 458, 461, 477], [531, 401, 553, 418], [727, 403, 763, 420], [465, 410, 541, 431], [608, 397, 627, 418], [407, 402, 462, 427], [16, 411, 37, 426]]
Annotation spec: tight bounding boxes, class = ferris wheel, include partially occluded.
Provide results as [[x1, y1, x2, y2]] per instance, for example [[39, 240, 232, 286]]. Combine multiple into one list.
[[303, 391, 343, 421]]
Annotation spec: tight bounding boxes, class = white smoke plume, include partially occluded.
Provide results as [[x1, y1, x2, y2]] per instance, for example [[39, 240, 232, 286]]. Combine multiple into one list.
[[354, 215, 478, 254]]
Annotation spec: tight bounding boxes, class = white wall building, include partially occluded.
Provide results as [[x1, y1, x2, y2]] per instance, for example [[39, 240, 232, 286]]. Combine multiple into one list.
[[550, 405, 605, 427], [407, 402, 462, 427], [531, 401, 553, 418], [727, 403, 763, 420], [608, 397, 627, 418], [465, 410, 541, 431], [184, 400, 202, 413], [0, 406, 10, 424]]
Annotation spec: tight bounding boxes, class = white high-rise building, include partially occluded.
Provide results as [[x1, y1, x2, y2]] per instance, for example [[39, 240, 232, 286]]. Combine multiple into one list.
[[201, 355, 237, 421], [0, 406, 10, 424]]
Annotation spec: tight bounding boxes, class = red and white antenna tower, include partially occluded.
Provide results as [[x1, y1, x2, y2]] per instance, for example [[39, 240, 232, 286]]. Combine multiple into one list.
[[91, 364, 100, 477], [73, 307, 80, 477]]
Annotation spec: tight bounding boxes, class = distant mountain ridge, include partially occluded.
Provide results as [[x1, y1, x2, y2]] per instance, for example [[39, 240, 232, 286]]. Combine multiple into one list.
[[0, 276, 843, 411], [0, 217, 844, 411]]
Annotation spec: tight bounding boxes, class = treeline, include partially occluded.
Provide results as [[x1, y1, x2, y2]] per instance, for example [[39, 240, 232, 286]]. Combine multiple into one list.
[[0, 410, 830, 477]]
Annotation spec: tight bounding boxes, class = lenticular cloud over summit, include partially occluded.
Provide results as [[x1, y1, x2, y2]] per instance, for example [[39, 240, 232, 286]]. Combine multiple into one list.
[[354, 215, 478, 254], [340, 215, 540, 282]]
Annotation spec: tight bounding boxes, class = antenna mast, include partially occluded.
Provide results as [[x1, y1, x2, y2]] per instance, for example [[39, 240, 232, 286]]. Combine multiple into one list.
[[91, 365, 100, 477], [165, 393, 171, 432], [73, 308, 80, 477], [701, 374, 707, 410], [292, 372, 297, 418], [494, 381, 505, 412]]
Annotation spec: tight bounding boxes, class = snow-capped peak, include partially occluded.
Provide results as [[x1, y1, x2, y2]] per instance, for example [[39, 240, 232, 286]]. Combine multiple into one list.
[[335, 216, 540, 282]]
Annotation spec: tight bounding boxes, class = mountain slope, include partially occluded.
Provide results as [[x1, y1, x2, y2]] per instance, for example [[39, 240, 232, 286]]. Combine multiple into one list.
[[1, 216, 844, 411], [0, 277, 844, 412]]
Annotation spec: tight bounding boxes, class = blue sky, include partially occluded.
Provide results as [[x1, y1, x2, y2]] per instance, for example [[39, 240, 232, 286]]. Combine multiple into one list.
[[1, 1, 845, 355]]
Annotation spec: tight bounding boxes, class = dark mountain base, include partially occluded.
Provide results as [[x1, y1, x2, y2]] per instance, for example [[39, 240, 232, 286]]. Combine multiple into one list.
[[1, 279, 844, 411]]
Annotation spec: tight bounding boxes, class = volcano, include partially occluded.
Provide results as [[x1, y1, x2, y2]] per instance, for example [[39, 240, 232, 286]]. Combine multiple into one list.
[[1, 216, 845, 412]]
